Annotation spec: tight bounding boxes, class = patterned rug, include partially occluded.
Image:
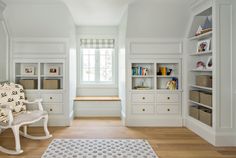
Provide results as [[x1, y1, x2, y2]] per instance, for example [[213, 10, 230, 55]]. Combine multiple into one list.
[[42, 139, 158, 158]]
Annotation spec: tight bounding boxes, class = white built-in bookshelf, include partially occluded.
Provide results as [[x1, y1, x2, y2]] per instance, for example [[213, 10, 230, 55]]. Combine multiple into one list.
[[187, 7, 213, 127]]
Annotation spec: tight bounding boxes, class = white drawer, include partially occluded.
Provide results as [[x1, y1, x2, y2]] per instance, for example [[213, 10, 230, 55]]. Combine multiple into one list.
[[132, 104, 155, 114], [156, 93, 179, 103], [156, 106, 179, 114], [131, 93, 155, 103], [25, 93, 40, 102], [41, 93, 63, 103], [43, 103, 63, 114]]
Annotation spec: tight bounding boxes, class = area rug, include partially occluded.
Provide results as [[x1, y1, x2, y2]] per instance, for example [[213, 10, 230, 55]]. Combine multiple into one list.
[[42, 139, 158, 158]]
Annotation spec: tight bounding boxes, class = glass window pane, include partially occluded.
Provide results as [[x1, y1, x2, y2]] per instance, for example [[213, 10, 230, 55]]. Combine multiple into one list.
[[100, 68, 112, 81], [81, 49, 95, 82]]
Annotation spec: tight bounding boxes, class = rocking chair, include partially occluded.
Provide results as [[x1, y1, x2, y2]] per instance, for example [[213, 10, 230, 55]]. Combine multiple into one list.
[[0, 82, 52, 155]]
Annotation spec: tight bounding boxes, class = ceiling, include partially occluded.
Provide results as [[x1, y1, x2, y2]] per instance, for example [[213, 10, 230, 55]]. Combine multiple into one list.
[[61, 0, 133, 26]]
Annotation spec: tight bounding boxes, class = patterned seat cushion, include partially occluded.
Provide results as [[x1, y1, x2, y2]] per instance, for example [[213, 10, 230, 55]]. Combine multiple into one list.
[[0, 83, 26, 124]]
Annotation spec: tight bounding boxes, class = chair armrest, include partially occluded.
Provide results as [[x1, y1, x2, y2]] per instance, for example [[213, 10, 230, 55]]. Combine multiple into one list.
[[0, 105, 13, 126], [23, 99, 43, 111]]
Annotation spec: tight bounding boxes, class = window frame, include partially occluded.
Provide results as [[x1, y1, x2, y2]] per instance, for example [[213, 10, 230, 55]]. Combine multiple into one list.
[[78, 36, 118, 88]]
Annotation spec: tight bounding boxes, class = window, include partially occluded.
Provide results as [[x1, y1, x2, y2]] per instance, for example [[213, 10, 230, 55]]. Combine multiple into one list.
[[80, 39, 115, 85]]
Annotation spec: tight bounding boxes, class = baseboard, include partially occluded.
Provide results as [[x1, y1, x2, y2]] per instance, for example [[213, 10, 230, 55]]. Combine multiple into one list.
[[215, 133, 236, 146], [185, 117, 215, 145], [126, 116, 183, 127]]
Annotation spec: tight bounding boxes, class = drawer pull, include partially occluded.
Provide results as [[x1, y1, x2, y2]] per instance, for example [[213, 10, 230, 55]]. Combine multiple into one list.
[[50, 97, 53, 100], [167, 97, 170, 100], [167, 108, 170, 111], [142, 108, 145, 112], [50, 108, 53, 112], [142, 97, 145, 100]]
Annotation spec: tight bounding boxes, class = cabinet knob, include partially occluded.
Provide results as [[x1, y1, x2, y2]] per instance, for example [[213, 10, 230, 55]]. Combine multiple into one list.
[[142, 108, 145, 112], [167, 97, 170, 100], [142, 97, 145, 100], [167, 108, 170, 111], [50, 108, 53, 111], [50, 97, 53, 100]]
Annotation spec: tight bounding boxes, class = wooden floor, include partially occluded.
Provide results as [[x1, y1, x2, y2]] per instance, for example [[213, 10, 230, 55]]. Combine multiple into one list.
[[0, 118, 236, 158]]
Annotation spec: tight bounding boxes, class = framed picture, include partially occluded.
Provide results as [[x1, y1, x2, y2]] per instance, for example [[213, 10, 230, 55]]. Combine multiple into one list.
[[206, 56, 213, 69], [22, 66, 34, 75], [197, 39, 211, 52], [48, 67, 59, 75]]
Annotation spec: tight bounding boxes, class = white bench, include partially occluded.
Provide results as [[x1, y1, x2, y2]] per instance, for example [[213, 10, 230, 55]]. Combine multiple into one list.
[[74, 97, 121, 117]]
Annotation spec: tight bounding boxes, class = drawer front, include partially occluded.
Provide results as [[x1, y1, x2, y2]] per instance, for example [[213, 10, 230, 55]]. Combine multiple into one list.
[[156, 105, 179, 114], [43, 103, 63, 114], [132, 104, 155, 114], [25, 93, 40, 102], [41, 93, 63, 103], [156, 93, 179, 103], [131, 93, 155, 103]]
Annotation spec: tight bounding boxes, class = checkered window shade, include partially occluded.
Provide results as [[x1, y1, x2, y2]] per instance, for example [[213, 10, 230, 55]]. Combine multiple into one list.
[[80, 39, 115, 49]]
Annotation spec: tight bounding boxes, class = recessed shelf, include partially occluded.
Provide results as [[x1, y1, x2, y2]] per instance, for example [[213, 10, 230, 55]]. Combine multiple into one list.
[[15, 75, 38, 78], [157, 89, 182, 92], [190, 51, 212, 56], [41, 75, 63, 78], [189, 31, 212, 40], [189, 100, 212, 109], [156, 75, 178, 78], [191, 69, 212, 72], [132, 75, 154, 78], [190, 85, 212, 91]]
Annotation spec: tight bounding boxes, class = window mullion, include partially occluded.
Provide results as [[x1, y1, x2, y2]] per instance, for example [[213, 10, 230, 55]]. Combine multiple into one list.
[[95, 49, 100, 83]]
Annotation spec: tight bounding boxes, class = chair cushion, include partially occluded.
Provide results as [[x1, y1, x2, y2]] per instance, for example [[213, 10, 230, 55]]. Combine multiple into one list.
[[13, 110, 47, 125], [0, 83, 27, 123]]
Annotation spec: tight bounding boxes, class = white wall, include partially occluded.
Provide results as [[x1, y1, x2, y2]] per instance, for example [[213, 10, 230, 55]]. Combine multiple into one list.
[[77, 26, 119, 96], [126, 0, 190, 38], [0, 1, 8, 82], [118, 9, 128, 119], [3, 0, 75, 38]]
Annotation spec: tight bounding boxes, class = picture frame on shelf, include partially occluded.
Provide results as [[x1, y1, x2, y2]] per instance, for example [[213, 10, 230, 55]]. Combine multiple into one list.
[[197, 39, 211, 53], [22, 66, 34, 75], [206, 56, 213, 69], [47, 66, 59, 76]]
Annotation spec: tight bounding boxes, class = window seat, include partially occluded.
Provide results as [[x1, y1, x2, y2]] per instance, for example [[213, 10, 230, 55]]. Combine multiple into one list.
[[74, 96, 120, 101], [74, 96, 121, 117]]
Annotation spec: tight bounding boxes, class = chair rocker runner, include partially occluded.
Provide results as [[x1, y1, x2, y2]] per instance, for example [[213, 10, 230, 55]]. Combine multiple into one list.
[[0, 82, 52, 155]]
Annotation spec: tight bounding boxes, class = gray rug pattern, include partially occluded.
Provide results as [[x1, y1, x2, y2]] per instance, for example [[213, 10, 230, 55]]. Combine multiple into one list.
[[42, 139, 158, 158]]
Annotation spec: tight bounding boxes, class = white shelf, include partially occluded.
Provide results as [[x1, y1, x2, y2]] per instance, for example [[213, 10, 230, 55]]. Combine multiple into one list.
[[132, 75, 154, 78], [190, 51, 212, 56], [189, 31, 212, 40], [15, 75, 38, 78], [191, 69, 212, 72], [156, 75, 178, 78], [190, 85, 212, 91], [41, 75, 63, 78], [157, 89, 182, 92], [189, 100, 212, 109]]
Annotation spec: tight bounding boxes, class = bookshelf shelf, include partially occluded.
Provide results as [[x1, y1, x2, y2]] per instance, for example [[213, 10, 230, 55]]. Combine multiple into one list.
[[190, 51, 212, 56], [190, 85, 212, 91], [189, 100, 212, 109], [156, 75, 178, 78], [191, 69, 212, 72], [189, 31, 212, 40], [132, 75, 154, 78]]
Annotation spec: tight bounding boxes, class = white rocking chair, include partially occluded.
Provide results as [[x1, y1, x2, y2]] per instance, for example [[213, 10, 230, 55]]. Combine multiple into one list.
[[0, 82, 52, 155]]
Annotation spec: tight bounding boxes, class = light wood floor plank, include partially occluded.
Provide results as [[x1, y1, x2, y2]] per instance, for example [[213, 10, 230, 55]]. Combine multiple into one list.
[[0, 118, 235, 158]]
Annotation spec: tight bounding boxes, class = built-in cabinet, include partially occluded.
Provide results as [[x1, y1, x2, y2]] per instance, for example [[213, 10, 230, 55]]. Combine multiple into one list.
[[10, 38, 76, 126], [123, 39, 183, 126]]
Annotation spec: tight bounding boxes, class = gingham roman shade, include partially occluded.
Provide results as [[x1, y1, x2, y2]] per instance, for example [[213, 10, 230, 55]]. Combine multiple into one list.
[[80, 39, 115, 49]]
